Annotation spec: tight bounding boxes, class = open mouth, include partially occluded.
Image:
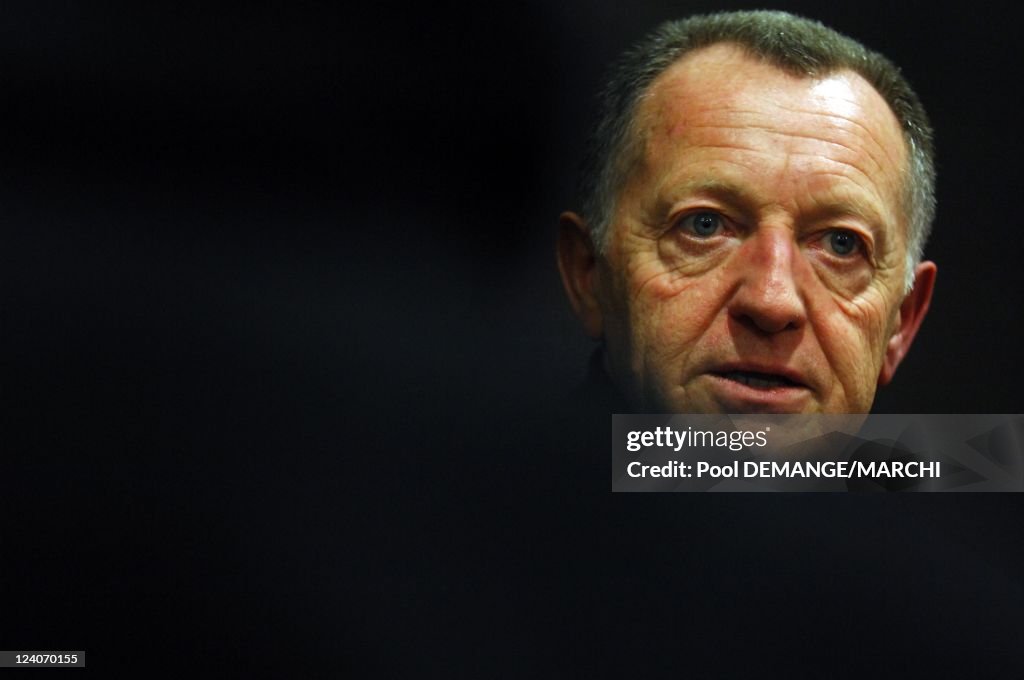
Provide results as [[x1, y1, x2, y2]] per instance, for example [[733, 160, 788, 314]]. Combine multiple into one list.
[[715, 370, 802, 389]]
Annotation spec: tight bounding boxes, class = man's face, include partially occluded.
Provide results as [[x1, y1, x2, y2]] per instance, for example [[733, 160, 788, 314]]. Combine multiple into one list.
[[568, 44, 934, 414]]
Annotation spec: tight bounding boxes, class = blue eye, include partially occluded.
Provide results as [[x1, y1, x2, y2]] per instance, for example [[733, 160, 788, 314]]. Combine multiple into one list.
[[826, 229, 861, 256], [682, 211, 722, 237]]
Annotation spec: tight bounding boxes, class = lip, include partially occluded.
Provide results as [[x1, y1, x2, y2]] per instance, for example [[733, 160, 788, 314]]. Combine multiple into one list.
[[712, 362, 810, 388], [702, 362, 814, 413]]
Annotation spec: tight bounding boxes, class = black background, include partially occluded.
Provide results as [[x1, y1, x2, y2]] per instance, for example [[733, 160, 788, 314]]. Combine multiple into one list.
[[5, 1, 1023, 676]]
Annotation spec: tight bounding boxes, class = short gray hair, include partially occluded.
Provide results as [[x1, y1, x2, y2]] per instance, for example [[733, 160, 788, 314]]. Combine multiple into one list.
[[579, 10, 935, 292]]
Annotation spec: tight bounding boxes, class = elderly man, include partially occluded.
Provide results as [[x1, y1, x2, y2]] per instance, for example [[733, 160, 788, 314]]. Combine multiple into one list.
[[558, 11, 937, 414]]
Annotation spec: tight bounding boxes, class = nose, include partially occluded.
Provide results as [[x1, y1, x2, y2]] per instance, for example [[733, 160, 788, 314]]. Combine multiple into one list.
[[727, 228, 807, 334]]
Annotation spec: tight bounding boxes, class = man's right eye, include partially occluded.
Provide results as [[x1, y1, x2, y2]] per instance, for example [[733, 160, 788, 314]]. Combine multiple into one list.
[[679, 211, 723, 237]]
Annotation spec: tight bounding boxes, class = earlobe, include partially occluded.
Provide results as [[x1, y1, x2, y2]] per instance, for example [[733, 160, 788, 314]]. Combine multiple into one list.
[[556, 212, 604, 338], [878, 261, 937, 386]]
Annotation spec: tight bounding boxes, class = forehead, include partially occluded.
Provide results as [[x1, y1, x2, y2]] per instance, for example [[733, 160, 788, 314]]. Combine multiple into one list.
[[633, 43, 908, 216]]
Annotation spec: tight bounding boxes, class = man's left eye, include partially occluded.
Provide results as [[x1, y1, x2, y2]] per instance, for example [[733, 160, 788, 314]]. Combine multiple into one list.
[[680, 211, 723, 237], [824, 229, 862, 257]]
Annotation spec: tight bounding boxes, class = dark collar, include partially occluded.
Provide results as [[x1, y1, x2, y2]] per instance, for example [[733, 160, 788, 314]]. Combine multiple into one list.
[[572, 348, 630, 414]]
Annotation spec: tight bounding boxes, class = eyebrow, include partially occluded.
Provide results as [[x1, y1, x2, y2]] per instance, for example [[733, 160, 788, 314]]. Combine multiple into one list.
[[660, 177, 759, 217], [643, 177, 750, 237], [801, 181, 891, 240], [671, 177, 747, 201]]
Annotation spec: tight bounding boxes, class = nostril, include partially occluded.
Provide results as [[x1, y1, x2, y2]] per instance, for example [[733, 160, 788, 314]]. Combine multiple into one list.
[[732, 310, 799, 335], [728, 274, 806, 333]]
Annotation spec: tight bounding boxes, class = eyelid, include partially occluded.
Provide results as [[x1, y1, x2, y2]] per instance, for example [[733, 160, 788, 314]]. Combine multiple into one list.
[[669, 206, 738, 233], [824, 221, 875, 251], [815, 227, 874, 261]]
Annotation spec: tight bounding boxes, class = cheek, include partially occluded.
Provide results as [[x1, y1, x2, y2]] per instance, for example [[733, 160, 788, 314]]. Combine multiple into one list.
[[624, 260, 728, 360], [814, 293, 893, 395]]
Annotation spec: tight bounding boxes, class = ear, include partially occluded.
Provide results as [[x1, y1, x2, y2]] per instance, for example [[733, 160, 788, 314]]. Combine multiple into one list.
[[556, 211, 604, 338], [878, 260, 937, 386]]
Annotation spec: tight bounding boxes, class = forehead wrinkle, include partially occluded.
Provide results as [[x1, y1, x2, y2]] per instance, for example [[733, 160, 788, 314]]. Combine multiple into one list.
[[773, 91, 909, 190], [776, 105, 907, 182], [778, 68, 904, 139], [777, 104, 893, 145], [799, 141, 906, 234], [681, 122, 879, 174], [656, 100, 904, 178], [652, 143, 894, 213], [682, 110, 901, 177], [636, 55, 910, 223], [650, 67, 907, 174], [684, 121, 857, 146], [653, 135, 902, 234]]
